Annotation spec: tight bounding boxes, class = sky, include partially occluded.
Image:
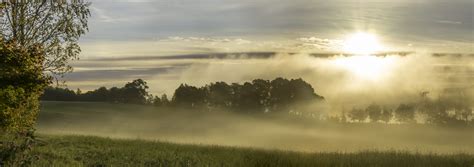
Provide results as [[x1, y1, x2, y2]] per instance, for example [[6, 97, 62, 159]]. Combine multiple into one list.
[[66, 0, 473, 98]]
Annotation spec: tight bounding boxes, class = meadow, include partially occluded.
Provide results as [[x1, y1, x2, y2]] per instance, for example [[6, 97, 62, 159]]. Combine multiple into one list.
[[33, 101, 474, 166], [31, 134, 474, 167]]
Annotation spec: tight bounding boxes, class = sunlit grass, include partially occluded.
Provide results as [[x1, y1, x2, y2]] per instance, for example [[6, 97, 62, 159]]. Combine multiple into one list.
[[31, 134, 474, 167]]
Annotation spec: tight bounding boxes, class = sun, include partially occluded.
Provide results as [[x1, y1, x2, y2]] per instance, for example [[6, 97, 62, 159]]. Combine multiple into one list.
[[332, 55, 396, 81], [342, 32, 384, 54]]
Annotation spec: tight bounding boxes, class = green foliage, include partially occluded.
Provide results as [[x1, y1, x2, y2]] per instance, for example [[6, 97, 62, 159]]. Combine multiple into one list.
[[0, 40, 49, 132], [31, 134, 474, 167], [1, 1, 91, 76], [172, 78, 324, 113], [0, 40, 49, 165], [172, 84, 208, 109], [42, 79, 152, 105]]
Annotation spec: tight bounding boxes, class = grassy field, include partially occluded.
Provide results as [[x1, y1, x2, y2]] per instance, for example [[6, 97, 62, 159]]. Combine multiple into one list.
[[32, 134, 474, 167], [34, 101, 474, 166]]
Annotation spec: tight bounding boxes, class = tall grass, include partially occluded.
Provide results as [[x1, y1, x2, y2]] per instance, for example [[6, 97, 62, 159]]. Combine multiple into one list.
[[32, 134, 473, 167]]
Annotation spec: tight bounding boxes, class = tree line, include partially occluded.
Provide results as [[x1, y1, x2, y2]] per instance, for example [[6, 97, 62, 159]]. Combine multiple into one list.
[[334, 91, 473, 126], [41, 78, 325, 113], [42, 79, 151, 104], [41, 78, 473, 126]]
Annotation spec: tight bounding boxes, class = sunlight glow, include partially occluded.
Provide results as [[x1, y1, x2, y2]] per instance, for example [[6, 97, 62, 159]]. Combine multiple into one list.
[[342, 32, 384, 54], [332, 55, 396, 81]]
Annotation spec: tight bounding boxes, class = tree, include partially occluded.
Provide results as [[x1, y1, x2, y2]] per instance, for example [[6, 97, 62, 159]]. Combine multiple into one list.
[[41, 86, 77, 101], [76, 88, 82, 95], [122, 79, 149, 104], [153, 95, 162, 106], [172, 84, 207, 109], [0, 39, 49, 165], [380, 107, 392, 123], [251, 79, 271, 110], [237, 82, 265, 113], [1, 1, 91, 76], [160, 94, 170, 106], [107, 87, 122, 103], [349, 107, 368, 122], [289, 78, 324, 102], [207, 82, 233, 108], [366, 104, 382, 122], [269, 78, 292, 111], [394, 103, 415, 123]]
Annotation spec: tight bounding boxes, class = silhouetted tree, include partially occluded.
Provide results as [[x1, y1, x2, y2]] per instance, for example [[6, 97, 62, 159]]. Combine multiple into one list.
[[161, 94, 170, 107], [269, 78, 292, 111], [41, 87, 77, 101], [122, 79, 149, 104], [380, 107, 393, 123], [235, 82, 265, 113], [349, 107, 368, 122], [207, 82, 233, 109], [289, 78, 324, 102], [172, 84, 207, 109], [394, 103, 415, 123], [153, 96, 162, 106], [107, 87, 122, 103], [366, 104, 382, 122]]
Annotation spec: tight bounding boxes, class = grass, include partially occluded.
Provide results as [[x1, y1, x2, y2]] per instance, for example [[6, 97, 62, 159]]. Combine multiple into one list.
[[31, 134, 474, 167], [34, 101, 474, 166]]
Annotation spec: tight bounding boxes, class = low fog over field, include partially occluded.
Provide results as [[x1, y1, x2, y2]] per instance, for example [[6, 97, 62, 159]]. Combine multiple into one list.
[[66, 52, 474, 113], [38, 100, 474, 154], [38, 52, 474, 154]]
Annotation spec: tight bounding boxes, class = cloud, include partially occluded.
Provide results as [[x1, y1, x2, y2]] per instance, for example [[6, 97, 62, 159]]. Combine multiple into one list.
[[163, 36, 252, 45], [436, 20, 463, 25], [90, 6, 127, 23], [85, 52, 276, 62], [296, 37, 343, 51]]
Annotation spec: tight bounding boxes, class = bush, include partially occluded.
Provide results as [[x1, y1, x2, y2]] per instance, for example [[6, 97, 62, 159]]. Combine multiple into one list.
[[0, 40, 49, 165]]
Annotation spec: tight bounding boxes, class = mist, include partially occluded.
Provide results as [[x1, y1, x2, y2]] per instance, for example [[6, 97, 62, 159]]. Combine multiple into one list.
[[37, 101, 474, 154], [66, 52, 473, 110], [38, 53, 474, 154]]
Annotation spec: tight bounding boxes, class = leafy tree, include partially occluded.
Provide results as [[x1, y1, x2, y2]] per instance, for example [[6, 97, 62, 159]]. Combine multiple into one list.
[[394, 103, 415, 123], [269, 78, 292, 111], [289, 78, 324, 102], [107, 87, 122, 103], [0, 39, 49, 165], [366, 104, 382, 122], [349, 107, 368, 122], [380, 107, 393, 123], [207, 82, 233, 108], [160, 94, 170, 107], [1, 2, 91, 163], [41, 86, 77, 101], [1, 1, 91, 76], [76, 88, 82, 95], [236, 82, 265, 113], [153, 96, 162, 107], [172, 84, 207, 109], [122, 79, 149, 104], [251, 79, 271, 110]]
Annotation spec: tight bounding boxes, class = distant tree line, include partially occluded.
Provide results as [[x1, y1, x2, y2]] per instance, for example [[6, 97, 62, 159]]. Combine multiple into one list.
[[41, 78, 473, 126], [41, 79, 151, 104], [41, 78, 325, 113], [169, 78, 324, 113], [334, 91, 473, 126]]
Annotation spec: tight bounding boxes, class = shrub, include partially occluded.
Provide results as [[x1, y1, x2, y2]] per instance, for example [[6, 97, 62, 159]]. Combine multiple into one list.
[[0, 39, 49, 165]]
